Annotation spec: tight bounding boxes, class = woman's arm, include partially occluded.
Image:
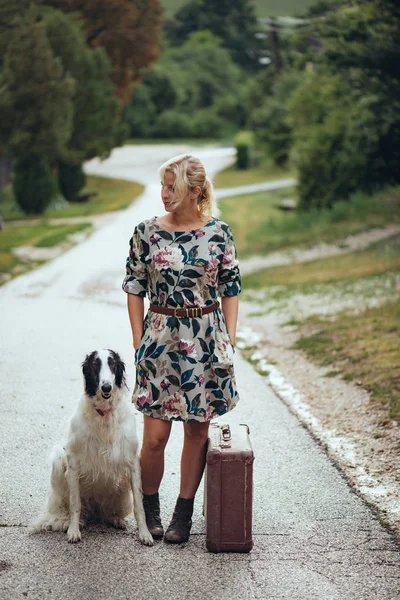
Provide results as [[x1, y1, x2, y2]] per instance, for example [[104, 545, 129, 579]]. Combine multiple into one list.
[[221, 295, 239, 347], [127, 294, 145, 349]]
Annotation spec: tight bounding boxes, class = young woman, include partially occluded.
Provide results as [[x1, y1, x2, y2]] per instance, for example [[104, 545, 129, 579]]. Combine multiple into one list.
[[122, 154, 241, 543]]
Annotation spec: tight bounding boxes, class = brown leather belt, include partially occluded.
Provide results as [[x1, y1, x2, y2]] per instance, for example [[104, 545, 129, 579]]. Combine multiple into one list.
[[149, 301, 219, 318]]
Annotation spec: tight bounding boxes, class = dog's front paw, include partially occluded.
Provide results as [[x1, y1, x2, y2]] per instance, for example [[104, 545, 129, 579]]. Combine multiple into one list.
[[67, 526, 81, 543], [138, 527, 154, 547], [108, 517, 127, 530]]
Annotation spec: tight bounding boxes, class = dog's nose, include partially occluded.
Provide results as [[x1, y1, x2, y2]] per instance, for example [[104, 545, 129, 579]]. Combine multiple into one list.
[[101, 383, 112, 394]]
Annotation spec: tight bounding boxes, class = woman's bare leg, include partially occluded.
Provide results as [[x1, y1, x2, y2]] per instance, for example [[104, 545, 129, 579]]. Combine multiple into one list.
[[180, 421, 210, 499], [140, 415, 172, 495]]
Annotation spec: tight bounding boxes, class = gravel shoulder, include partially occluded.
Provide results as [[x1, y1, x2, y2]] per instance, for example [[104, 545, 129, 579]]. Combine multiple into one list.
[[238, 233, 400, 535]]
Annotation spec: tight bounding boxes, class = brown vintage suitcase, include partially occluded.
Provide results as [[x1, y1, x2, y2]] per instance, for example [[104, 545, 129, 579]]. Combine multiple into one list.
[[204, 422, 254, 553]]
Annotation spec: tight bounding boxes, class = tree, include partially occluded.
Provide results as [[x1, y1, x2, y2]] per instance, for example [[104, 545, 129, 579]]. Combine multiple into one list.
[[0, 11, 74, 160], [13, 156, 58, 214], [124, 30, 244, 139], [164, 0, 262, 70], [44, 8, 121, 162], [250, 71, 302, 165], [290, 0, 400, 209], [45, 0, 162, 102]]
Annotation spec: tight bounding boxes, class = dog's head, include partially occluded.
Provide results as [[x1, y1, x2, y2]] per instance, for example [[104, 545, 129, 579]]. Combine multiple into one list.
[[82, 349, 126, 401]]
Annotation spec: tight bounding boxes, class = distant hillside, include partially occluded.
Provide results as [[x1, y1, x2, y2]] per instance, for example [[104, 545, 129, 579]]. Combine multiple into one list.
[[161, 0, 320, 19]]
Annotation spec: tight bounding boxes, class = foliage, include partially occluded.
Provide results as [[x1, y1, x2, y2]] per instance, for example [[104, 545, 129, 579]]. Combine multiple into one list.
[[151, 110, 193, 139], [58, 162, 86, 201], [13, 156, 58, 215], [0, 2, 143, 213], [250, 71, 302, 166], [124, 31, 243, 139], [0, 9, 74, 160], [289, 0, 400, 209], [234, 131, 254, 170], [124, 84, 157, 138], [44, 8, 121, 163], [164, 0, 262, 70], [44, 0, 162, 102], [161, 0, 324, 19]]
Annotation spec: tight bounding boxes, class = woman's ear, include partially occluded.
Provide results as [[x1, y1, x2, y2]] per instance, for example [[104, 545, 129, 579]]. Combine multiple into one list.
[[191, 185, 202, 199]]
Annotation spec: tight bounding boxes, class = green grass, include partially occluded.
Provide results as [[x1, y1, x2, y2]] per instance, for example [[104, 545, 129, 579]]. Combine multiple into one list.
[[294, 301, 400, 420], [219, 186, 400, 258], [34, 222, 91, 247], [0, 221, 92, 280], [0, 175, 143, 284], [0, 176, 144, 221], [161, 0, 320, 18], [213, 159, 295, 189], [242, 233, 400, 290]]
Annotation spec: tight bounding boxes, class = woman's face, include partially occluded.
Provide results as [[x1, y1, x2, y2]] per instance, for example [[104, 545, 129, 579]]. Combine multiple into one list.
[[161, 171, 183, 212]]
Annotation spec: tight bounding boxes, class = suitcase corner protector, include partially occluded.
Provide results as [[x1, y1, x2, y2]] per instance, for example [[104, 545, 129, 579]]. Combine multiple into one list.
[[206, 449, 221, 465]]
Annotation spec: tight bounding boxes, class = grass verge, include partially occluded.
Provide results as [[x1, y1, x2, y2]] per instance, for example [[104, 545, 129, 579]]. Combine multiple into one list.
[[294, 301, 400, 421], [0, 175, 143, 284], [219, 186, 400, 258], [213, 159, 295, 189], [0, 221, 92, 280], [242, 233, 400, 290], [0, 176, 144, 220]]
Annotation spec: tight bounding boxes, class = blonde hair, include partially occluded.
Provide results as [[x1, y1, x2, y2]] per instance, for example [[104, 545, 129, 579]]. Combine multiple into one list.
[[158, 154, 218, 220]]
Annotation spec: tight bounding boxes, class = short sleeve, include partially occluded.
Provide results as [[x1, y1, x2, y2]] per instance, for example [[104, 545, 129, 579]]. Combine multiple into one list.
[[122, 225, 148, 297], [217, 225, 241, 297]]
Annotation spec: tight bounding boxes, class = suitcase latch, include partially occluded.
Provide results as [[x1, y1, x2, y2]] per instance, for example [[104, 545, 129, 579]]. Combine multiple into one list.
[[220, 424, 231, 448]]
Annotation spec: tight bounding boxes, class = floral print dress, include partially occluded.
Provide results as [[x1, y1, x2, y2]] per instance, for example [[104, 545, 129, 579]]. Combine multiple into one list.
[[122, 216, 241, 422]]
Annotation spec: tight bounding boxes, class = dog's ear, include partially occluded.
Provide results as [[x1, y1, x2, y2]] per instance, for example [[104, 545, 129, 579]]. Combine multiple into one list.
[[109, 350, 126, 388], [82, 351, 99, 397]]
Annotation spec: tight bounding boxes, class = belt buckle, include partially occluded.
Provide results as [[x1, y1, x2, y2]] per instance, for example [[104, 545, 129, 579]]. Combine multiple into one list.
[[173, 306, 203, 318]]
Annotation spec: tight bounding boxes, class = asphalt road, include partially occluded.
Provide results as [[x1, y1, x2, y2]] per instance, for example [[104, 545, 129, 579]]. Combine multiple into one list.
[[1, 145, 399, 600]]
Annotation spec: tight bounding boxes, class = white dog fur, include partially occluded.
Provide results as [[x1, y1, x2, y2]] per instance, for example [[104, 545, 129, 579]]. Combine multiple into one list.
[[31, 349, 153, 545]]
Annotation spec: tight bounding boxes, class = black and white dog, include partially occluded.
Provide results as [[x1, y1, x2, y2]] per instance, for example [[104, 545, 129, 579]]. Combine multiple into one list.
[[31, 349, 153, 545]]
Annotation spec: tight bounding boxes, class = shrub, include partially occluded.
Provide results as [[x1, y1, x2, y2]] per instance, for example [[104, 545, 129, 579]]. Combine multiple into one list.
[[151, 110, 193, 139], [234, 130, 254, 169], [13, 155, 57, 215], [58, 161, 86, 202], [190, 109, 226, 138], [124, 84, 156, 138]]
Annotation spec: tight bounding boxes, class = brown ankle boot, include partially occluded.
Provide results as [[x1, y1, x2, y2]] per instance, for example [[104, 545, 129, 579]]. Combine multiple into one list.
[[164, 496, 194, 544], [143, 493, 164, 540]]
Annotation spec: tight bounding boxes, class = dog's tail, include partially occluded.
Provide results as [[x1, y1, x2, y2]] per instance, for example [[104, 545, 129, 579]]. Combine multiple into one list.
[[29, 445, 69, 533]]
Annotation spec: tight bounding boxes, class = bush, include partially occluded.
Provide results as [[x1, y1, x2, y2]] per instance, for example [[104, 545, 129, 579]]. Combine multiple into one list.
[[124, 84, 157, 138], [234, 131, 254, 169], [151, 110, 193, 139], [13, 155, 57, 215], [58, 161, 86, 202], [190, 109, 226, 138], [295, 96, 400, 210]]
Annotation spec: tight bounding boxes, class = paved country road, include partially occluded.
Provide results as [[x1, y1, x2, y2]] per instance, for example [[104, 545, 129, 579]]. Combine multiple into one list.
[[0, 145, 399, 600]]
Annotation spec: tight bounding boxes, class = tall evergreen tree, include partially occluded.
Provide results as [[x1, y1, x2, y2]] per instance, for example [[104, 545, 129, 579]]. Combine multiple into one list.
[[44, 8, 120, 162], [0, 10, 74, 160]]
